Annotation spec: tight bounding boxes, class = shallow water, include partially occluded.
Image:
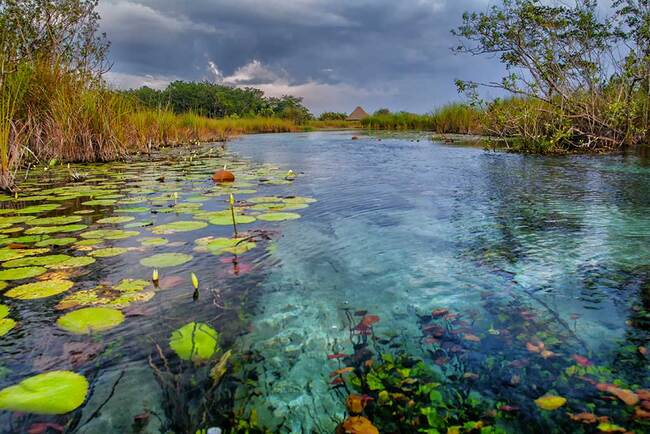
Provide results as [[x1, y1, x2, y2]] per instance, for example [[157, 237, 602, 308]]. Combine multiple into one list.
[[0, 131, 649, 433]]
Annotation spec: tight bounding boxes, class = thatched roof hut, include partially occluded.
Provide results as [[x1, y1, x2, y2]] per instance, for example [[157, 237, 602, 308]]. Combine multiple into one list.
[[346, 106, 369, 121]]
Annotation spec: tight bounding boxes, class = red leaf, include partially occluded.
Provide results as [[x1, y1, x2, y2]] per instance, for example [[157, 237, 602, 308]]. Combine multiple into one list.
[[327, 353, 349, 360], [27, 423, 64, 434], [571, 354, 592, 366]]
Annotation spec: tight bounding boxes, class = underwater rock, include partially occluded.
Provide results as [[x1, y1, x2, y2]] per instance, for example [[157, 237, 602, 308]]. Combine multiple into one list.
[[76, 366, 165, 434], [212, 170, 235, 183]]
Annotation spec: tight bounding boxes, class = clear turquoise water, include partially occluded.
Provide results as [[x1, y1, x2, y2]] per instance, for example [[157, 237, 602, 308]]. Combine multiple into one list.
[[0, 131, 648, 433], [229, 132, 650, 432]]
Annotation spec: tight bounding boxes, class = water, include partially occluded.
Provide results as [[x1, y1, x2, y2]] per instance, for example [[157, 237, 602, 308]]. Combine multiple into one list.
[[0, 131, 649, 433]]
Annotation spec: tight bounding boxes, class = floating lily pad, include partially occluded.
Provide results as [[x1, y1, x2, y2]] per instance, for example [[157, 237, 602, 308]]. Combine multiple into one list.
[[5, 280, 74, 299], [14, 204, 61, 214], [202, 237, 257, 255], [81, 199, 116, 206], [140, 253, 193, 268], [24, 224, 87, 235], [139, 237, 168, 247], [124, 220, 153, 228], [248, 196, 283, 203], [80, 229, 139, 240], [73, 209, 95, 215], [0, 226, 23, 234], [0, 216, 36, 225], [57, 307, 124, 334], [0, 318, 16, 336], [27, 216, 82, 226], [34, 237, 77, 247], [257, 212, 301, 222], [115, 207, 149, 213], [88, 247, 129, 258], [0, 266, 47, 280], [114, 279, 150, 292], [48, 256, 96, 269], [96, 216, 135, 224], [283, 196, 316, 204], [3, 254, 71, 268], [0, 235, 50, 245], [208, 213, 256, 225], [0, 248, 49, 262], [169, 322, 220, 361], [0, 304, 8, 319], [150, 221, 207, 235], [0, 370, 88, 414], [74, 239, 102, 247]]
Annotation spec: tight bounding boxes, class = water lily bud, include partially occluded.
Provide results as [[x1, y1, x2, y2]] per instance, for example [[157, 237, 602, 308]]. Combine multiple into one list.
[[229, 193, 235, 206], [191, 272, 199, 289], [152, 269, 159, 284]]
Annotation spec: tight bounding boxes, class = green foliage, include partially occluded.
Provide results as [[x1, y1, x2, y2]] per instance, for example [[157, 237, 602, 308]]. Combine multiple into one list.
[[124, 81, 313, 122], [319, 111, 348, 121]]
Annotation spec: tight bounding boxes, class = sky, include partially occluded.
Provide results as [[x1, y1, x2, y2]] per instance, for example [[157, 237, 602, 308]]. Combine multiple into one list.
[[99, 0, 506, 115]]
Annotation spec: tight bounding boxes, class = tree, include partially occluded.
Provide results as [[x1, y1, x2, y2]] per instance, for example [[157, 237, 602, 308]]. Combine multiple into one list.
[[318, 112, 347, 121], [453, 0, 639, 150], [373, 108, 390, 116]]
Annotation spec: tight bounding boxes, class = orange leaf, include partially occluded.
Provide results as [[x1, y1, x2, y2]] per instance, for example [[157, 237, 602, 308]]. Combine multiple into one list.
[[330, 367, 354, 377], [567, 412, 598, 424], [338, 416, 379, 434], [346, 395, 367, 414], [360, 315, 380, 327], [599, 384, 639, 406]]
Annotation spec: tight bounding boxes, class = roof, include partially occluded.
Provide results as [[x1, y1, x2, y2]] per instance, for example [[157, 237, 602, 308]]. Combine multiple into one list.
[[346, 106, 369, 121]]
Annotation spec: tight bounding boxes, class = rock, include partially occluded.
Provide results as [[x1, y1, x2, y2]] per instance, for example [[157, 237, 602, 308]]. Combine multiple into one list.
[[212, 170, 235, 183]]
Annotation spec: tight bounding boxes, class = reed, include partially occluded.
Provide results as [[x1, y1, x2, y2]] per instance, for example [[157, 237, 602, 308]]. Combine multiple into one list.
[[361, 104, 483, 134]]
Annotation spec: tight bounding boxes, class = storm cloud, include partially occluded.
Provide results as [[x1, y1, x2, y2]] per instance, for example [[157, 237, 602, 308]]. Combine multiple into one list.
[[99, 0, 505, 114]]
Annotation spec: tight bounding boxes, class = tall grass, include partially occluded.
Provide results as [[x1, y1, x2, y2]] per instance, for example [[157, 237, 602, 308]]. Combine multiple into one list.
[[0, 55, 31, 190], [361, 103, 483, 134]]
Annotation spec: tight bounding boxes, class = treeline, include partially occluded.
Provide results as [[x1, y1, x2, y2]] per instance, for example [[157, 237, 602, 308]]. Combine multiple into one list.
[[123, 82, 312, 123]]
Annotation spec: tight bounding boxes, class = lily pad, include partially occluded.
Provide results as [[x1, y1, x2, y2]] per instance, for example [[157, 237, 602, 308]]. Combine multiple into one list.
[[139, 237, 169, 247], [115, 207, 149, 213], [0, 235, 50, 245], [201, 237, 257, 255], [88, 247, 129, 258], [80, 229, 139, 240], [0, 248, 49, 262], [5, 279, 74, 299], [14, 204, 61, 214], [534, 395, 566, 411], [24, 224, 87, 235], [0, 370, 88, 414], [81, 199, 116, 206], [140, 253, 193, 268], [208, 213, 256, 225], [169, 322, 220, 361], [96, 216, 135, 224], [49, 256, 96, 269], [27, 216, 82, 226], [0, 266, 47, 280], [283, 196, 316, 204], [57, 307, 124, 334], [74, 239, 102, 247], [0, 318, 16, 336], [257, 212, 301, 222], [3, 254, 71, 268], [114, 279, 150, 292], [0, 304, 9, 319], [34, 237, 77, 247], [150, 221, 207, 235]]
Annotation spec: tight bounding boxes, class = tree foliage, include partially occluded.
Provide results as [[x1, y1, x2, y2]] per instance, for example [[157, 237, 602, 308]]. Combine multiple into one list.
[[124, 81, 312, 122], [453, 0, 650, 151]]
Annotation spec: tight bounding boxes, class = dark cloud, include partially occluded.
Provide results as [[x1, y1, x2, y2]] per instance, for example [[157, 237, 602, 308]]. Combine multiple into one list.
[[99, 0, 504, 114]]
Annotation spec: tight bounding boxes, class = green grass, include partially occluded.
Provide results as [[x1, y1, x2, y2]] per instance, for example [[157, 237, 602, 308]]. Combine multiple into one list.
[[360, 103, 483, 134]]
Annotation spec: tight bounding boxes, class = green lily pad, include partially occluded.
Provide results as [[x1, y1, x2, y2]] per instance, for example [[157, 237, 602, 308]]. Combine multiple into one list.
[[150, 221, 207, 235], [80, 229, 139, 240], [5, 280, 74, 299], [27, 216, 82, 226], [0, 248, 49, 262], [14, 204, 61, 214], [0, 266, 47, 280], [88, 247, 129, 258], [114, 278, 150, 292], [139, 237, 168, 247], [201, 237, 257, 255], [208, 213, 256, 225], [0, 216, 36, 225], [34, 237, 77, 247], [73, 209, 95, 215], [256, 212, 301, 222], [124, 220, 153, 228], [3, 254, 71, 268], [0, 226, 23, 234], [74, 239, 103, 247], [56, 307, 124, 334], [81, 199, 116, 206], [283, 196, 316, 204], [48, 256, 96, 269], [169, 322, 220, 361], [0, 304, 9, 319], [115, 207, 149, 213], [96, 216, 135, 224], [0, 235, 50, 245], [248, 196, 283, 203], [140, 253, 193, 268], [0, 370, 89, 414], [24, 224, 87, 235], [0, 318, 16, 336]]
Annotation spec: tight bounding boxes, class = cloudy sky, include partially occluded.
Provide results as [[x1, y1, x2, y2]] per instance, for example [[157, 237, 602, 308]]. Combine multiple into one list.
[[99, 0, 505, 114]]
